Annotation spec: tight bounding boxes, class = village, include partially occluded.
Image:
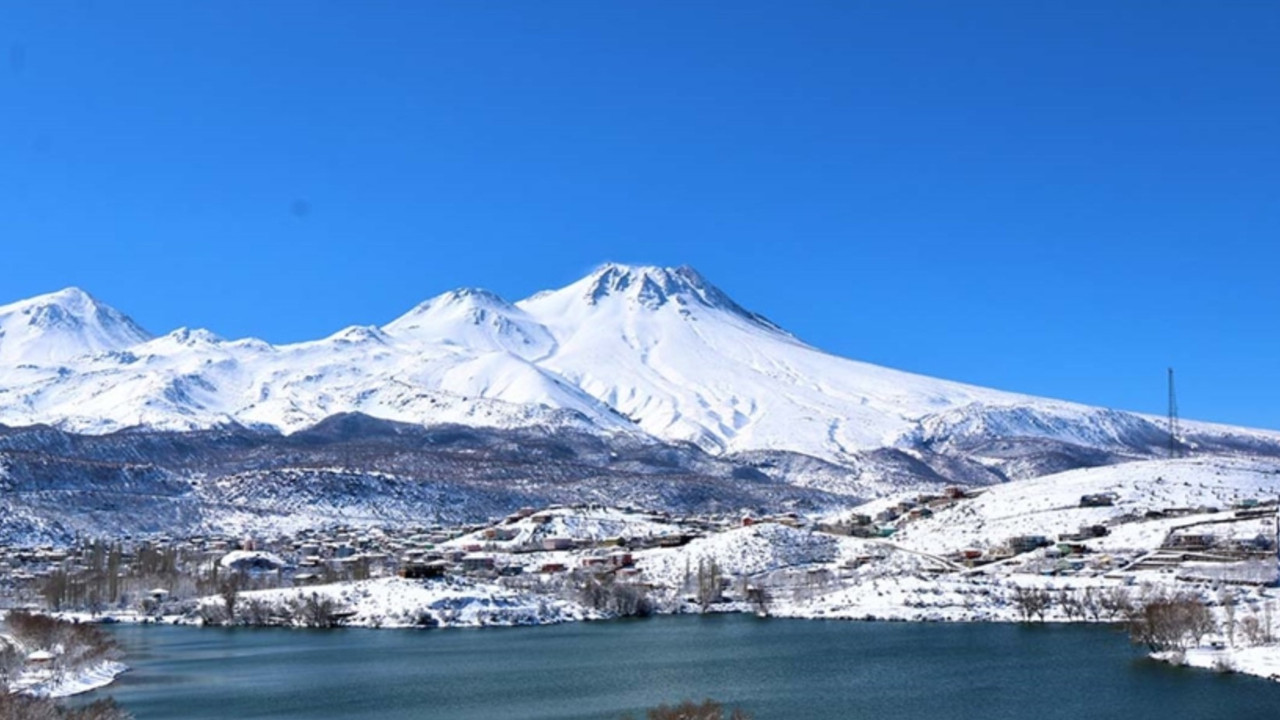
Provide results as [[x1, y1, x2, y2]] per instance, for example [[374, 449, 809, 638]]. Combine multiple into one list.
[[3, 456, 1280, 690]]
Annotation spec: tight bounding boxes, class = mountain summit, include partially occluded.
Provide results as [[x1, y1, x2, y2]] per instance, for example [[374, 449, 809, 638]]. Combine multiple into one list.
[[0, 287, 153, 366], [383, 287, 555, 361], [522, 263, 787, 335]]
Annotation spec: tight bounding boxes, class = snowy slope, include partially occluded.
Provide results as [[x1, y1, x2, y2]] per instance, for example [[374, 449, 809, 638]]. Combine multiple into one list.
[[0, 266, 1276, 468], [520, 265, 1061, 457], [0, 292, 627, 435], [880, 456, 1280, 557], [0, 288, 152, 366]]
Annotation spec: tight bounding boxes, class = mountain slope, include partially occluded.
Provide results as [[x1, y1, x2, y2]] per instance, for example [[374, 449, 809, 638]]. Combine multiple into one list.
[[519, 265, 1030, 457]]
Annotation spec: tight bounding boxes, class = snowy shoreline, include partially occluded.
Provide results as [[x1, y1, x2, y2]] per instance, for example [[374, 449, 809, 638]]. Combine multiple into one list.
[[11, 660, 130, 699], [52, 581, 1280, 691]]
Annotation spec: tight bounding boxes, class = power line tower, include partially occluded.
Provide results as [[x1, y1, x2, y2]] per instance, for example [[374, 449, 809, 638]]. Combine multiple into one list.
[[1167, 367, 1180, 457]]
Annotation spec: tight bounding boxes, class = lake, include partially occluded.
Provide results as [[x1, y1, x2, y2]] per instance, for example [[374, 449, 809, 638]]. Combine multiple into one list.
[[83, 616, 1280, 719]]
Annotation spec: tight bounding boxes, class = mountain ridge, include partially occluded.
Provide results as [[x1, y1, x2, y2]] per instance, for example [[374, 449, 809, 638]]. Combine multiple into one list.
[[0, 265, 1276, 470]]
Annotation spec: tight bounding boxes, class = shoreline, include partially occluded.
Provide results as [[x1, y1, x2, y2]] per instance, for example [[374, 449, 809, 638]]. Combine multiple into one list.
[[48, 589, 1280, 693], [9, 659, 129, 699]]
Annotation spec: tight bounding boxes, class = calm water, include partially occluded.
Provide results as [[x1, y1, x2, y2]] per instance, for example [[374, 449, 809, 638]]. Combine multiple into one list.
[[82, 616, 1280, 720]]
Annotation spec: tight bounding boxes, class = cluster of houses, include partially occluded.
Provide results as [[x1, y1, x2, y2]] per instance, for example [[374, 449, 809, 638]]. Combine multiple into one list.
[[0, 503, 795, 612], [819, 486, 976, 539], [4, 488, 1277, 614]]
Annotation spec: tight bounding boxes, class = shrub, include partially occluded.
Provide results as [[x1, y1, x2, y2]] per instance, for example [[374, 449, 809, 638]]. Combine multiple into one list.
[[0, 694, 132, 720], [287, 593, 343, 628], [4, 611, 120, 669], [240, 598, 277, 627], [574, 572, 653, 618]]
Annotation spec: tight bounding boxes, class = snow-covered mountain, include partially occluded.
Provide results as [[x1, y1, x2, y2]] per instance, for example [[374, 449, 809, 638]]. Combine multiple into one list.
[[0, 265, 1275, 468], [0, 287, 152, 366]]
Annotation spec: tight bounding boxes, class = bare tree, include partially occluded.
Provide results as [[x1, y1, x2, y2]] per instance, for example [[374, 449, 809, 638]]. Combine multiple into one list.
[[1058, 589, 1085, 621], [696, 559, 722, 612], [1129, 592, 1216, 651], [1218, 589, 1238, 647], [1080, 587, 1103, 622], [1012, 585, 1052, 622], [0, 637, 22, 692], [40, 570, 70, 611], [219, 574, 243, 625], [198, 603, 228, 626], [1186, 599, 1217, 647], [241, 598, 276, 627], [288, 593, 343, 628], [1099, 586, 1134, 622], [573, 571, 653, 618], [1241, 613, 1265, 645]]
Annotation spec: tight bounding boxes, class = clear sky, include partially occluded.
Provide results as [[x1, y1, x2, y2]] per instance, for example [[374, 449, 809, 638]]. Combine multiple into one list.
[[1, 1, 1277, 430]]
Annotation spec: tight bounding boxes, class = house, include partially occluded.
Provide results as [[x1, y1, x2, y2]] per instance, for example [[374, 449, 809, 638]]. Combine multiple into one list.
[[542, 537, 575, 551], [874, 509, 899, 523], [1056, 542, 1088, 556], [483, 527, 519, 542], [400, 560, 448, 579], [219, 550, 287, 574], [1164, 533, 1216, 550], [1007, 535, 1051, 554], [815, 522, 852, 536], [26, 650, 55, 664], [461, 554, 496, 573], [1080, 493, 1117, 508]]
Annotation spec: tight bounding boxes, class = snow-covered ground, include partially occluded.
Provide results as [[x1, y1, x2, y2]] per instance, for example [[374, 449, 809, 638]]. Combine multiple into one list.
[[1175, 645, 1280, 681], [878, 456, 1280, 557], [9, 660, 129, 698], [442, 506, 680, 552], [219, 576, 600, 629]]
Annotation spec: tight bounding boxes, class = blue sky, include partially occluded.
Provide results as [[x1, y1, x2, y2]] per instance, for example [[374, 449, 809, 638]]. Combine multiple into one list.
[[1, 1, 1277, 429]]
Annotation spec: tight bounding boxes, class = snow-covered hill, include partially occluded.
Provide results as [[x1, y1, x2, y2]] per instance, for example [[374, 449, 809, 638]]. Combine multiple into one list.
[[0, 265, 1276, 469]]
